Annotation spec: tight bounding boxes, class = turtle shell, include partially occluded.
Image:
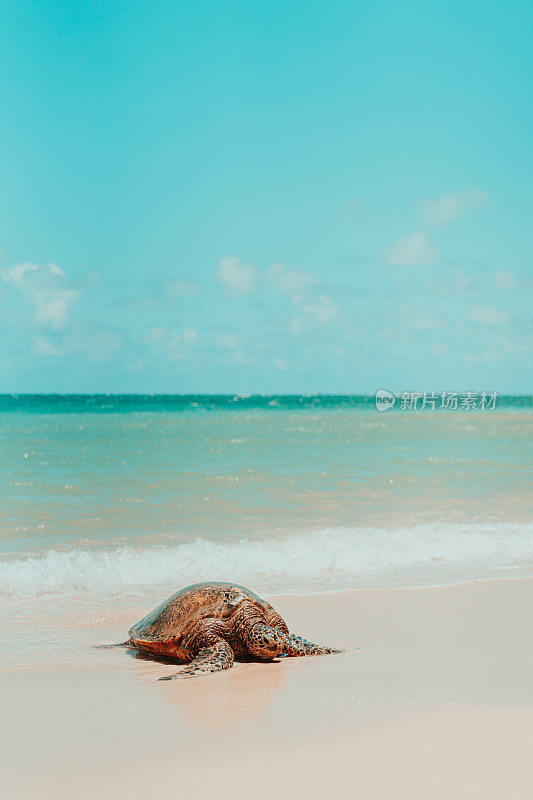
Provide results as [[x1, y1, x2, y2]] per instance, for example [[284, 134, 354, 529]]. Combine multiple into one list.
[[129, 582, 272, 650]]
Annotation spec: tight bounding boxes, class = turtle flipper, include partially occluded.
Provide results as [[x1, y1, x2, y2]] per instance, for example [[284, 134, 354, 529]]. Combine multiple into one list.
[[95, 640, 134, 649], [281, 634, 343, 657], [159, 640, 234, 680]]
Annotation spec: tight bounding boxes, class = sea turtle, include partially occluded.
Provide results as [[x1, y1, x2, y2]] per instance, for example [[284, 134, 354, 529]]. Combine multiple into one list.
[[119, 581, 342, 680]]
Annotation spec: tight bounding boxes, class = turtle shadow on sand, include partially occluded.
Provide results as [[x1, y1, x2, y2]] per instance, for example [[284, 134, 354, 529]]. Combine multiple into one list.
[[103, 581, 343, 681], [165, 658, 289, 729]]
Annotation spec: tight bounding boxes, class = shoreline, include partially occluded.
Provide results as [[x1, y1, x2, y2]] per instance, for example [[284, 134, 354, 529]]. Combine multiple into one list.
[[2, 522, 532, 601], [3, 577, 532, 798], [271, 569, 533, 598]]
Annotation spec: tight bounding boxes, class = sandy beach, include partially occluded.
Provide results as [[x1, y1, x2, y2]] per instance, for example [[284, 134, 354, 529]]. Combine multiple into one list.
[[3, 577, 532, 800]]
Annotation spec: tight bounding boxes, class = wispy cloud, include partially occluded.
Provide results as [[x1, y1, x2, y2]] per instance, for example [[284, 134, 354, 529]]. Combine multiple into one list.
[[383, 232, 440, 267], [468, 306, 508, 326], [144, 326, 198, 361], [31, 326, 123, 361], [266, 262, 319, 301], [166, 278, 199, 297], [144, 325, 167, 344], [492, 270, 516, 291], [291, 296, 341, 334], [167, 329, 198, 361], [214, 332, 242, 351], [121, 275, 200, 311], [212, 331, 256, 364], [215, 255, 341, 338], [273, 357, 290, 371], [2, 262, 80, 329], [33, 336, 63, 356], [79, 329, 123, 361], [421, 188, 489, 226], [216, 256, 259, 295], [399, 306, 444, 331]]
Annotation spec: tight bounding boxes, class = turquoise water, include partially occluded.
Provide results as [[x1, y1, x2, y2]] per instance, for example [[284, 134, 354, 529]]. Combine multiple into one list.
[[1, 395, 532, 598]]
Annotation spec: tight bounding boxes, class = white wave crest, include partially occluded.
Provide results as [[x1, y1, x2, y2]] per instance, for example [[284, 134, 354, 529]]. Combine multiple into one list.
[[1, 522, 532, 598]]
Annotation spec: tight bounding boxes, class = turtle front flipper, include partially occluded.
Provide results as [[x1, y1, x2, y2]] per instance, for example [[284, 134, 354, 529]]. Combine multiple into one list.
[[159, 640, 234, 680], [282, 633, 343, 656]]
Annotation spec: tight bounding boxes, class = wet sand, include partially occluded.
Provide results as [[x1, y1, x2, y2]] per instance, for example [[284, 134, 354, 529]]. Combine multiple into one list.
[[3, 578, 532, 799]]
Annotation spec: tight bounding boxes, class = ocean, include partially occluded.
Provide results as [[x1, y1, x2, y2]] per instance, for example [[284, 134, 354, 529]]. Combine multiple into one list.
[[1, 393, 532, 596]]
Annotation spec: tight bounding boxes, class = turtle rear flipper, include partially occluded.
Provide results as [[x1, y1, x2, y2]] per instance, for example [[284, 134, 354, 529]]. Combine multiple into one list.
[[159, 640, 234, 680], [95, 640, 134, 649]]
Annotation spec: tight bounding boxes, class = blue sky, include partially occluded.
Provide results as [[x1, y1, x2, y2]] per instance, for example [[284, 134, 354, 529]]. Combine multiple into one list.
[[0, 1, 531, 393]]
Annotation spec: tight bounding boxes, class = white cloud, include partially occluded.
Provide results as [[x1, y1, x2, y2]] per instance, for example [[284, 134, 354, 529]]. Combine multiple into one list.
[[266, 262, 319, 301], [166, 328, 198, 361], [273, 357, 290, 371], [291, 296, 341, 333], [212, 331, 255, 364], [215, 333, 242, 351], [384, 232, 440, 267], [214, 254, 342, 337], [124, 295, 159, 311], [3, 262, 39, 288], [403, 311, 443, 331], [422, 188, 489, 226], [31, 325, 122, 361], [432, 268, 472, 297], [167, 278, 199, 297], [33, 336, 62, 356], [468, 306, 508, 326], [84, 330, 122, 361], [143, 326, 198, 361], [2, 262, 80, 330], [492, 270, 516, 291], [301, 296, 341, 325], [124, 356, 146, 373], [463, 348, 502, 365], [82, 269, 103, 288], [216, 256, 259, 295], [498, 334, 533, 356], [181, 328, 198, 346], [216, 257, 317, 300], [33, 289, 79, 329], [144, 325, 167, 344]]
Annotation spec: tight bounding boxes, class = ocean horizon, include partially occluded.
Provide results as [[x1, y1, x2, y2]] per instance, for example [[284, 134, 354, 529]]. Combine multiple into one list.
[[1, 392, 532, 412]]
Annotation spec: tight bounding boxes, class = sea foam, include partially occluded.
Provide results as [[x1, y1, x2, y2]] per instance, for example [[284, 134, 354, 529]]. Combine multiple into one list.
[[1, 522, 532, 598]]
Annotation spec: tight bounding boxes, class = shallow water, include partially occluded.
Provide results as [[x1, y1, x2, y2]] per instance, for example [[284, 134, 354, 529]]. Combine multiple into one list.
[[1, 396, 532, 598]]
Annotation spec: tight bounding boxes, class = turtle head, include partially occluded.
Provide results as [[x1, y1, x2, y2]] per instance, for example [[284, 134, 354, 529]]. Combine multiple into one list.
[[246, 623, 285, 660]]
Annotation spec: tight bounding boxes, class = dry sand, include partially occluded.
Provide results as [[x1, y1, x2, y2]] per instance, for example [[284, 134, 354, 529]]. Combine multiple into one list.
[[3, 578, 532, 799]]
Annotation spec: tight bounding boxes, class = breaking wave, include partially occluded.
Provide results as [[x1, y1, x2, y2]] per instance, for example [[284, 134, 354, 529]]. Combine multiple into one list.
[[1, 522, 532, 598]]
